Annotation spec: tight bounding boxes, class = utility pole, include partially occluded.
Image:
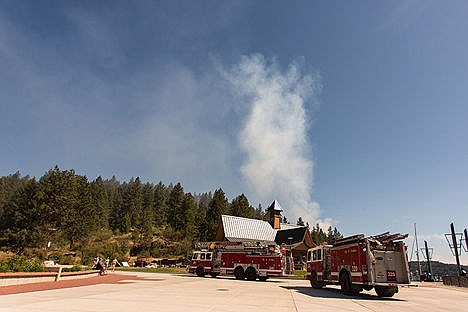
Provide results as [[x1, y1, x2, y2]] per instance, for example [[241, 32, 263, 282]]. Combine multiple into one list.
[[424, 240, 434, 282], [450, 223, 462, 276], [464, 229, 468, 253]]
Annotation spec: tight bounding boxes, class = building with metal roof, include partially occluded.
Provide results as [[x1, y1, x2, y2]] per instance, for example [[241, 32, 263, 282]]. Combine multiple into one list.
[[275, 226, 315, 254], [214, 200, 316, 270], [215, 215, 277, 243]]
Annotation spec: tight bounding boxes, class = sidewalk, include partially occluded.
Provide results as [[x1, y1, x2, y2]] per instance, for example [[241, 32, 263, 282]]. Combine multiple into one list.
[[0, 272, 137, 295]]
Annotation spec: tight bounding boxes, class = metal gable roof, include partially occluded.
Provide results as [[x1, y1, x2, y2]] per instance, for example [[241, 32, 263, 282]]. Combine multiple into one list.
[[221, 215, 277, 243]]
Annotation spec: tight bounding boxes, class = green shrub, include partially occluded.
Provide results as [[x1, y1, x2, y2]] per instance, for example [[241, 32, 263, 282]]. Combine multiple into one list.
[[58, 255, 76, 265], [81, 240, 130, 265], [0, 255, 46, 272], [94, 229, 113, 242], [23, 248, 47, 259]]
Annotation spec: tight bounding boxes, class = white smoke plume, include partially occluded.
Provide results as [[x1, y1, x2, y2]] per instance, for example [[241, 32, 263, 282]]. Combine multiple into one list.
[[223, 55, 321, 224]]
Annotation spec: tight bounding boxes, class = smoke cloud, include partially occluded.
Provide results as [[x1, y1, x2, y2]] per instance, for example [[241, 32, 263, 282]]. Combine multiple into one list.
[[224, 55, 321, 224]]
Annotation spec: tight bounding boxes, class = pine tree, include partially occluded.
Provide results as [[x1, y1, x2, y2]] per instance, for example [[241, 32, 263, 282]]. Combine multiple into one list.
[[109, 186, 127, 233], [90, 176, 110, 230], [254, 203, 264, 220], [327, 227, 343, 244], [124, 177, 143, 228], [194, 193, 211, 241], [153, 182, 168, 227], [168, 183, 185, 231], [229, 194, 254, 218], [140, 183, 155, 238], [60, 174, 95, 249], [310, 223, 327, 245], [0, 172, 23, 224], [326, 226, 333, 242], [182, 193, 196, 238], [1, 177, 43, 252], [206, 188, 228, 240], [37, 167, 97, 249], [103, 176, 120, 232], [297, 217, 305, 226]]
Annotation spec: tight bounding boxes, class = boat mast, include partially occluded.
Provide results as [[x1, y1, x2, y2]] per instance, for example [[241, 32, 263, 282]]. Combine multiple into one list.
[[414, 223, 422, 279]]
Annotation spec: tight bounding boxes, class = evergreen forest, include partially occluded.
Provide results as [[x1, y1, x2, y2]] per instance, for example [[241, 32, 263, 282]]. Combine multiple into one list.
[[0, 167, 342, 264]]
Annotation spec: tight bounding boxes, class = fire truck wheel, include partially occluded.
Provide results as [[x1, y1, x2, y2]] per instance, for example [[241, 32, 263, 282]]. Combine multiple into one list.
[[375, 286, 397, 297], [234, 266, 245, 280], [245, 267, 257, 281], [196, 266, 205, 277], [339, 272, 354, 295], [310, 271, 323, 289]]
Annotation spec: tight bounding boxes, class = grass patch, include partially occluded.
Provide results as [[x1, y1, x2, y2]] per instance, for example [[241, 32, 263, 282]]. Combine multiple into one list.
[[115, 267, 188, 274], [294, 270, 307, 277]]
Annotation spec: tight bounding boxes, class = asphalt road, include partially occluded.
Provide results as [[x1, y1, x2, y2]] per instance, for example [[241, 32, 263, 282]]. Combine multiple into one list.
[[1, 272, 467, 312]]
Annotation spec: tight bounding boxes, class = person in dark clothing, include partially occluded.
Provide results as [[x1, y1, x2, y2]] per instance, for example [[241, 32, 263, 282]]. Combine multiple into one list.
[[93, 257, 106, 275]]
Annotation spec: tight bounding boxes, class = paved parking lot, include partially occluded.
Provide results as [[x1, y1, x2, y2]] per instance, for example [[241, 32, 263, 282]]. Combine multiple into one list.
[[1, 272, 468, 312]]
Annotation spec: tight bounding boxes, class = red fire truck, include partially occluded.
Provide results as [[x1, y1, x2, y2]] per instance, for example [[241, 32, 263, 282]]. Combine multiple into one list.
[[189, 241, 285, 281], [306, 232, 410, 297]]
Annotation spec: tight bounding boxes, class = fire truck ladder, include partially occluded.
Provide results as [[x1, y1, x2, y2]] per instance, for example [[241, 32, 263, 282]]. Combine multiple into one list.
[[369, 232, 408, 244], [195, 241, 274, 253]]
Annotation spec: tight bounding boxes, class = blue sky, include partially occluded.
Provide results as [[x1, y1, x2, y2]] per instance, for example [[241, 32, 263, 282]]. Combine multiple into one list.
[[1, 1, 467, 263]]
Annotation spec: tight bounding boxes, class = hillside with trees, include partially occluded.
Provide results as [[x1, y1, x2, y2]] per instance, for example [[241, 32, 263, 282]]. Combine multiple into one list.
[[409, 261, 463, 279], [0, 167, 342, 265]]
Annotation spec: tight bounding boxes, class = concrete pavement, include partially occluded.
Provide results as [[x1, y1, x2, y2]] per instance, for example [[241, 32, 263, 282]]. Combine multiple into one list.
[[1, 272, 467, 312]]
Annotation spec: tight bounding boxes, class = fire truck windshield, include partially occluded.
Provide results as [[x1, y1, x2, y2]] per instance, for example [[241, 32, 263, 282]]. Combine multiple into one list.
[[309, 247, 323, 262]]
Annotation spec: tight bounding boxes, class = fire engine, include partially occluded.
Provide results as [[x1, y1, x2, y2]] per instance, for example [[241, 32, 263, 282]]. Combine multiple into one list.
[[306, 232, 410, 297], [189, 241, 285, 281]]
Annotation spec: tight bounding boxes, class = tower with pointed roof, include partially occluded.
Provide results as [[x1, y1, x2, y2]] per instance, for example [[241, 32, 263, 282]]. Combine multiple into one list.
[[267, 200, 283, 229]]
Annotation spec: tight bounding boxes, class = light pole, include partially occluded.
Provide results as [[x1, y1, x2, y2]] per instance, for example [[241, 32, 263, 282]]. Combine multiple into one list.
[[287, 236, 294, 274]]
